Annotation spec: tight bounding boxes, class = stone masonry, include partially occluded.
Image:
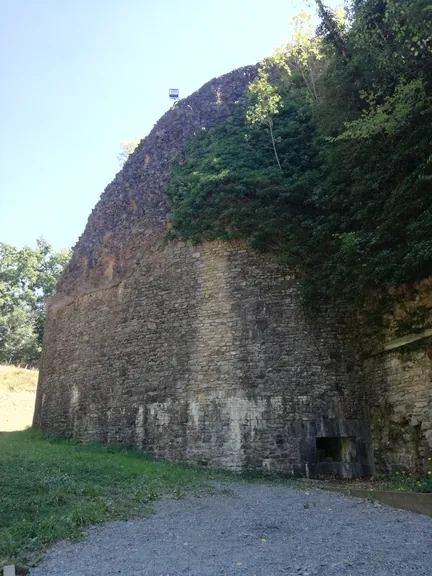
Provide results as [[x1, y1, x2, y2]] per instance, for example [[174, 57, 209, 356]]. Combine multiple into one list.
[[34, 65, 432, 476], [35, 237, 372, 476], [363, 280, 432, 474]]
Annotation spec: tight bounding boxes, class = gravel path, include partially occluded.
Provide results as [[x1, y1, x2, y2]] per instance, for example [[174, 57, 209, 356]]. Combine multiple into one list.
[[31, 483, 432, 576]]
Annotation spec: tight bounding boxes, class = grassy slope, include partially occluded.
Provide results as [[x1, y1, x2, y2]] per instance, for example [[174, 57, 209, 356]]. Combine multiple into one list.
[[0, 365, 38, 432], [1, 369, 430, 567], [0, 429, 227, 566], [0, 365, 38, 392]]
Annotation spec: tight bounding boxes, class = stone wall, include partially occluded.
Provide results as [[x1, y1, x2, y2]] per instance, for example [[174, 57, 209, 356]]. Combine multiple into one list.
[[363, 280, 432, 474], [34, 64, 374, 477], [35, 238, 372, 476], [35, 63, 432, 478], [55, 65, 259, 301], [365, 350, 432, 473]]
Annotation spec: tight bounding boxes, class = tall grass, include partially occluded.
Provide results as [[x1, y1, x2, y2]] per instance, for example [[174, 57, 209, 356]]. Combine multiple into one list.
[[0, 429, 227, 567], [0, 365, 38, 392]]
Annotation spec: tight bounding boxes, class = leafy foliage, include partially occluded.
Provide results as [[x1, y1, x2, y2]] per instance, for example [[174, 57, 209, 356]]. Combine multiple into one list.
[[0, 239, 70, 364], [390, 465, 432, 493], [246, 68, 283, 169], [273, 10, 324, 102], [167, 0, 432, 309]]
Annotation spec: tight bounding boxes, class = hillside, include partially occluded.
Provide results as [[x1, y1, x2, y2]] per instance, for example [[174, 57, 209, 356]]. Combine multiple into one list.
[[0, 365, 38, 431]]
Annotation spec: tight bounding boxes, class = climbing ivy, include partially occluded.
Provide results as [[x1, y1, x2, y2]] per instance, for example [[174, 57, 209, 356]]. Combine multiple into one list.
[[167, 0, 432, 309]]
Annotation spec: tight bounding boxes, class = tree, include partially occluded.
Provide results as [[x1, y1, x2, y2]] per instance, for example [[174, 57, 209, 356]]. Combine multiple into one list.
[[0, 308, 40, 365], [167, 0, 432, 312], [384, 0, 432, 58], [315, 0, 350, 61], [117, 138, 141, 167], [273, 10, 324, 102], [245, 9, 329, 170], [0, 239, 70, 364], [246, 68, 283, 170]]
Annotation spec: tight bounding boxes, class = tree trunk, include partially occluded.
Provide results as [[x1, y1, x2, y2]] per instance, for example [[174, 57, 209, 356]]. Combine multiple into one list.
[[269, 123, 282, 171], [315, 0, 350, 61]]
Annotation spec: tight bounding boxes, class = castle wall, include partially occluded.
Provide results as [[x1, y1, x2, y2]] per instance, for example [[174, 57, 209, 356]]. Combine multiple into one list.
[[363, 280, 432, 474], [364, 350, 432, 473], [35, 64, 432, 478], [34, 239, 373, 476]]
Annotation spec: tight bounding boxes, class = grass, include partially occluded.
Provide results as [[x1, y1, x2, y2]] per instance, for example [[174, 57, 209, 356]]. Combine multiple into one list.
[[0, 365, 38, 432], [2, 426, 430, 567], [0, 365, 38, 392], [386, 468, 432, 493], [297, 471, 432, 494], [0, 429, 228, 567]]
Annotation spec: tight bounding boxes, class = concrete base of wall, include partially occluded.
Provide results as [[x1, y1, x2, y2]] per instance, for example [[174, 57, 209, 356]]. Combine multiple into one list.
[[323, 486, 432, 517]]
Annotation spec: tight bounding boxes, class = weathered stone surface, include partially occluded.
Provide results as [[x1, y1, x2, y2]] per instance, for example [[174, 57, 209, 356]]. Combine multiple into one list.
[[34, 64, 432, 477], [35, 237, 372, 476], [54, 66, 259, 301], [363, 279, 432, 474], [365, 347, 432, 473]]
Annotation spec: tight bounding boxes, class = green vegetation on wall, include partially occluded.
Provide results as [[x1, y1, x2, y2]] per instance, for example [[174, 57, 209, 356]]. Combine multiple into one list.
[[167, 0, 432, 309]]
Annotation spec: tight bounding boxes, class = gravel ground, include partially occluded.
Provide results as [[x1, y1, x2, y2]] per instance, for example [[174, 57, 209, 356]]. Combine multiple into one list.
[[31, 483, 432, 576]]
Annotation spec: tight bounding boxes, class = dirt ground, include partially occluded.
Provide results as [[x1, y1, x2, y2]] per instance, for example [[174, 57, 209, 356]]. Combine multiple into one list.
[[0, 389, 36, 431]]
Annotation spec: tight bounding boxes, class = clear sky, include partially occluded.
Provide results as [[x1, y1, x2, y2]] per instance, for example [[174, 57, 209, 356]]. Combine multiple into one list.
[[0, 0, 337, 251]]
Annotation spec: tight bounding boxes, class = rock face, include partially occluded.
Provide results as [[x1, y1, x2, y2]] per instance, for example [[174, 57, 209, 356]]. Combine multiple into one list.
[[34, 65, 432, 476], [363, 279, 432, 474], [365, 349, 432, 473]]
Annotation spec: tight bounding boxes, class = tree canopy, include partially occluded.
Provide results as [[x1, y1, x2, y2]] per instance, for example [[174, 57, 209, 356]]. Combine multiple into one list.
[[0, 239, 70, 365]]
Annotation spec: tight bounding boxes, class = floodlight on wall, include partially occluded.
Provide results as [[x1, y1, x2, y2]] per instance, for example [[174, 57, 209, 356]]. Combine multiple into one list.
[[169, 88, 179, 100]]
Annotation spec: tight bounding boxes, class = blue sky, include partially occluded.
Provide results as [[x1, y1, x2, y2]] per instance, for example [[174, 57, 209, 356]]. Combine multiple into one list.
[[0, 0, 337, 250]]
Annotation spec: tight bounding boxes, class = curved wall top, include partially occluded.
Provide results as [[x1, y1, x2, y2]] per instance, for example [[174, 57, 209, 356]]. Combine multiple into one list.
[[55, 66, 258, 303], [35, 65, 377, 478]]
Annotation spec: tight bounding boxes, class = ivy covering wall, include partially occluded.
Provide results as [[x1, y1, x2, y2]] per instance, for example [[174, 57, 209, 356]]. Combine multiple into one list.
[[167, 0, 432, 308]]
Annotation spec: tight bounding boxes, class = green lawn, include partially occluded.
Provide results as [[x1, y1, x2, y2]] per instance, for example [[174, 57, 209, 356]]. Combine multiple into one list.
[[2, 429, 430, 568], [0, 429, 224, 567]]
